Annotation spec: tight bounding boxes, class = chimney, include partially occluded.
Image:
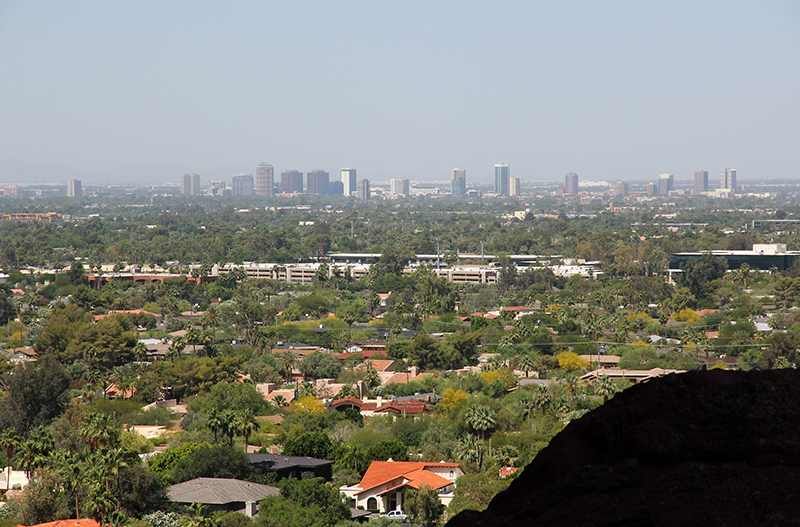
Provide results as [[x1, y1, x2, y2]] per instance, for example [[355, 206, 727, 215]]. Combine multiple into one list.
[[409, 365, 419, 377], [265, 383, 275, 395], [271, 444, 278, 454], [245, 501, 258, 517]]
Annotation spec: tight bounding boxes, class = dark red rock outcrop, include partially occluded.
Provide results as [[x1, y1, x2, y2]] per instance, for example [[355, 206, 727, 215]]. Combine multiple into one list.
[[447, 369, 800, 527]]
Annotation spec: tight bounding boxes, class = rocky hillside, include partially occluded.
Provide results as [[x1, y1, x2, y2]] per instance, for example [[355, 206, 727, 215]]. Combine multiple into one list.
[[447, 369, 800, 527]]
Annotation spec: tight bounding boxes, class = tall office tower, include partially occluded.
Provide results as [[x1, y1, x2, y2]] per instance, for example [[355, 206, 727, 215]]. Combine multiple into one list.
[[342, 168, 357, 195], [658, 174, 674, 195], [721, 168, 737, 193], [613, 181, 629, 197], [451, 168, 466, 196], [256, 163, 274, 196], [329, 180, 344, 196], [67, 179, 82, 197], [357, 179, 370, 200], [494, 164, 510, 196], [694, 170, 709, 195], [647, 182, 657, 196], [509, 177, 521, 197], [307, 170, 330, 195], [4, 185, 19, 198], [280, 170, 304, 193], [564, 172, 579, 195], [232, 174, 254, 196], [181, 173, 200, 196], [390, 178, 409, 196]]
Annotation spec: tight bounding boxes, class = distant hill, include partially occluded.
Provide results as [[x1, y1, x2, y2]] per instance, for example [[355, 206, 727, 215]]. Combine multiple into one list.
[[0, 159, 252, 186]]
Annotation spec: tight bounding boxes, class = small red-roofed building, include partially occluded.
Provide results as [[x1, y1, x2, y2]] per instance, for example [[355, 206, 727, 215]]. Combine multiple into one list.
[[340, 460, 464, 514], [18, 520, 101, 527], [499, 466, 518, 478], [372, 399, 431, 417]]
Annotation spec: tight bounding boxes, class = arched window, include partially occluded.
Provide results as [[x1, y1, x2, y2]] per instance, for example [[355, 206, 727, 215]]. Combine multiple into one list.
[[367, 497, 378, 511], [449, 470, 455, 479]]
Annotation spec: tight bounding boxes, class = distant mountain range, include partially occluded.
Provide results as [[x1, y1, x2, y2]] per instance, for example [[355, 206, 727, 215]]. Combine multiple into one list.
[[0, 159, 252, 186]]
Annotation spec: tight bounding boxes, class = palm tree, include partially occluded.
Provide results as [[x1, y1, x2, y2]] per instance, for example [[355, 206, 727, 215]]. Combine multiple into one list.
[[133, 341, 149, 362], [336, 385, 356, 399], [81, 413, 120, 449], [562, 372, 586, 400], [220, 409, 238, 446], [103, 447, 130, 491], [186, 327, 203, 354], [363, 363, 380, 388], [594, 374, 615, 403], [168, 336, 187, 362], [206, 408, 222, 443], [465, 405, 496, 441], [0, 429, 20, 490], [272, 395, 287, 408], [455, 434, 485, 471], [533, 385, 552, 416], [52, 450, 85, 518], [518, 354, 537, 378], [236, 410, 260, 448], [518, 397, 538, 421], [275, 351, 297, 383]]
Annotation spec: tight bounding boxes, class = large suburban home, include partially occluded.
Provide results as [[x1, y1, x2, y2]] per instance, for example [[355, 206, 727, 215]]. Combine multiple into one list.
[[167, 477, 279, 517], [340, 460, 464, 514]]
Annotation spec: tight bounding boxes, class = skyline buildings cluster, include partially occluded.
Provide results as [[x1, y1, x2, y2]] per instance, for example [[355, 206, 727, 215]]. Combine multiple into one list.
[[3, 164, 748, 201], [181, 164, 378, 200]]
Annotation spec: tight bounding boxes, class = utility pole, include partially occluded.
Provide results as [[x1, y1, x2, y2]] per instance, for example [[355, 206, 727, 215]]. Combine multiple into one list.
[[437, 238, 441, 270]]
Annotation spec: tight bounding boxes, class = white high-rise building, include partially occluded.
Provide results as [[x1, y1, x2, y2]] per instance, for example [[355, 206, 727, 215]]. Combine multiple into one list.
[[342, 168, 357, 196], [67, 179, 82, 197], [390, 178, 409, 197], [721, 168, 737, 193]]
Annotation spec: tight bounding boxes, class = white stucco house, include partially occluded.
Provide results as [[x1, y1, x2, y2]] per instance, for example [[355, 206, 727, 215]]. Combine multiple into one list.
[[340, 460, 464, 514]]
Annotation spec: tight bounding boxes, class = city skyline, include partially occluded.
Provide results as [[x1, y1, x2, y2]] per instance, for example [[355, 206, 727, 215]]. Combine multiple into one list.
[[1, 2, 798, 184]]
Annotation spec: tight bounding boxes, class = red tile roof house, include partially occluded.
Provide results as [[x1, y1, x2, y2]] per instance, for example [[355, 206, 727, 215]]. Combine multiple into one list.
[[18, 521, 100, 527], [340, 460, 464, 514], [328, 396, 432, 418]]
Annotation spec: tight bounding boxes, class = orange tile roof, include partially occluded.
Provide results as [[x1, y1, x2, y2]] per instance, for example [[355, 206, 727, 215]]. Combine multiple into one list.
[[366, 359, 395, 372], [373, 400, 430, 415], [404, 467, 453, 489], [20, 520, 101, 527], [330, 396, 363, 409], [357, 461, 462, 494]]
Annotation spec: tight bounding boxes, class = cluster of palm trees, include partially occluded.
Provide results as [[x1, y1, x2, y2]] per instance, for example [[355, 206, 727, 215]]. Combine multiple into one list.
[[456, 406, 522, 472], [0, 414, 138, 526], [204, 408, 260, 447]]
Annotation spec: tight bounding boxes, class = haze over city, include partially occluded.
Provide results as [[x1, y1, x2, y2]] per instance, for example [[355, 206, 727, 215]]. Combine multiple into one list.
[[1, 1, 799, 184]]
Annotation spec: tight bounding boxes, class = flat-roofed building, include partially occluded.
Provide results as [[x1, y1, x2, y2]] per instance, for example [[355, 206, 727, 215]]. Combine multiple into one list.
[[256, 163, 274, 196]]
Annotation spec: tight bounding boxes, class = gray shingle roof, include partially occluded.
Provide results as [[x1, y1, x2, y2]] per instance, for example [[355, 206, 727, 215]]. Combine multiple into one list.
[[167, 478, 279, 505], [248, 453, 334, 471]]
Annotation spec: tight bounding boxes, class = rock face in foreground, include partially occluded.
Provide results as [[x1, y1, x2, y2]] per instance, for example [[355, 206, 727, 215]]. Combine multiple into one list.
[[448, 369, 800, 527]]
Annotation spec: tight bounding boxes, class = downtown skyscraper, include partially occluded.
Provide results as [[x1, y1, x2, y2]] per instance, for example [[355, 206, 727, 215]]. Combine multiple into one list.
[[494, 164, 510, 196], [341, 168, 357, 196], [451, 168, 466, 196], [181, 173, 200, 196], [721, 168, 737, 193], [307, 170, 330, 195], [564, 172, 579, 195], [256, 163, 274, 196], [694, 170, 708, 195]]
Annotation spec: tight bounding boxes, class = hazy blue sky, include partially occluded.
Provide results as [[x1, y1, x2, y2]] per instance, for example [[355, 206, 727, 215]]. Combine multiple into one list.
[[1, 1, 799, 183]]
